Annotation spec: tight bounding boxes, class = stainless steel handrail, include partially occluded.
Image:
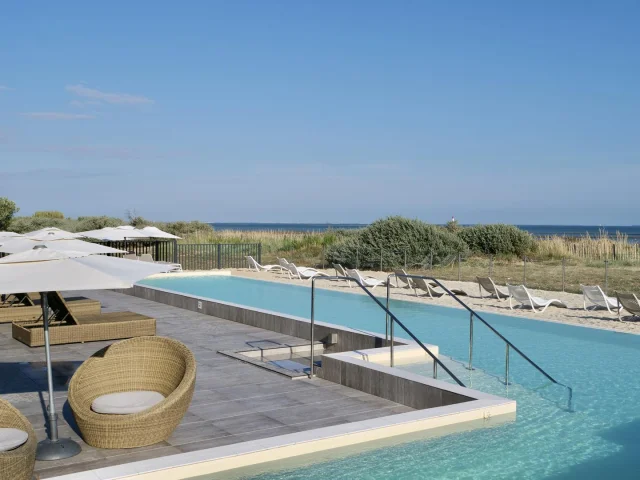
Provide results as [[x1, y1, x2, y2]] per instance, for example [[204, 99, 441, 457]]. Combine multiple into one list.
[[387, 273, 573, 408], [309, 275, 465, 387]]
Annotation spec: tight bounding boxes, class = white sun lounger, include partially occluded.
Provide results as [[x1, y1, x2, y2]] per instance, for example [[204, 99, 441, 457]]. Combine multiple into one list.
[[287, 263, 328, 280], [580, 285, 621, 314], [413, 277, 445, 298], [393, 269, 414, 289], [333, 264, 352, 285], [477, 277, 510, 300], [345, 269, 386, 289], [137, 253, 182, 272], [507, 284, 567, 313], [616, 292, 640, 321], [245, 256, 286, 272]]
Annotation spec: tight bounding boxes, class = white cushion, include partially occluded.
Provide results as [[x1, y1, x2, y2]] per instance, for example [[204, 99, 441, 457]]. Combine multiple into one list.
[[91, 391, 165, 415], [0, 428, 28, 452]]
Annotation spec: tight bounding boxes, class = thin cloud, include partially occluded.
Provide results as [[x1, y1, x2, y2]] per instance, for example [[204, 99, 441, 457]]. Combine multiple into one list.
[[20, 112, 96, 120], [0, 85, 12, 91], [66, 84, 154, 105]]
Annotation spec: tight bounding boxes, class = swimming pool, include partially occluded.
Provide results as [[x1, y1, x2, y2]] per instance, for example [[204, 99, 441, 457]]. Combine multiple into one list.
[[140, 275, 640, 479]]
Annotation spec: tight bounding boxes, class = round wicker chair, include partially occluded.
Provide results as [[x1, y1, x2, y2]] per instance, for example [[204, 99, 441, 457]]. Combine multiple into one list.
[[68, 336, 196, 449], [0, 398, 37, 480]]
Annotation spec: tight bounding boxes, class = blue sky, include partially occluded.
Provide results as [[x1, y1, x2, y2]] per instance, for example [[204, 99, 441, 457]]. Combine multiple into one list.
[[1, 1, 638, 224]]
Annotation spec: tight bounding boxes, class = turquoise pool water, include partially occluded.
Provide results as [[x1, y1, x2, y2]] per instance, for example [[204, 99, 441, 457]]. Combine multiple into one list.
[[140, 276, 640, 479]]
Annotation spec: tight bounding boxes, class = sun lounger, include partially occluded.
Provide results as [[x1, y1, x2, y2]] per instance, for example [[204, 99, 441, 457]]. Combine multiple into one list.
[[393, 269, 414, 289], [0, 293, 101, 323], [580, 285, 621, 314], [12, 292, 155, 347], [413, 277, 445, 298], [615, 292, 640, 321], [333, 264, 353, 285], [429, 280, 469, 296], [0, 292, 34, 307], [287, 263, 329, 280], [507, 284, 567, 313], [345, 269, 386, 289], [245, 255, 286, 272], [123, 254, 138, 260], [477, 277, 510, 300], [139, 254, 183, 272]]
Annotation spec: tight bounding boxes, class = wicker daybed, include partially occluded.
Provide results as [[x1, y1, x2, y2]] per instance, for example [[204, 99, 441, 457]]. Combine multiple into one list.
[[12, 292, 155, 347], [68, 336, 196, 449], [0, 398, 36, 480], [0, 292, 101, 323]]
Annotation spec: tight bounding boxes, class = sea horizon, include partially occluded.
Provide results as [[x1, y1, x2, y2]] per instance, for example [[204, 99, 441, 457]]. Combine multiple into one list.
[[209, 222, 640, 239]]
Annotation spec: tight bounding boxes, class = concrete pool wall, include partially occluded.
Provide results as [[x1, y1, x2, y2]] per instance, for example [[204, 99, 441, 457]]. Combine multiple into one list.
[[64, 283, 518, 480]]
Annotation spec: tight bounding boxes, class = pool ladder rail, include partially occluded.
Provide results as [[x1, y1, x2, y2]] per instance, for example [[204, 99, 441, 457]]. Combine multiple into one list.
[[308, 274, 574, 412]]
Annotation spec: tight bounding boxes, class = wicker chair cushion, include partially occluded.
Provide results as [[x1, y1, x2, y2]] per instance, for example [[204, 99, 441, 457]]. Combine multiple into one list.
[[0, 428, 29, 452], [91, 391, 165, 415]]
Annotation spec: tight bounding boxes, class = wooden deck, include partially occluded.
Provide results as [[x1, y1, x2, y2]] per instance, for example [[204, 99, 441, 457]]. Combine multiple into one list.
[[0, 290, 412, 478]]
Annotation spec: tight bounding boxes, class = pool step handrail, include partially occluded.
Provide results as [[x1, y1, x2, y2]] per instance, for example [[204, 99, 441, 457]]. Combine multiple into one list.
[[387, 273, 573, 409], [309, 275, 466, 387]]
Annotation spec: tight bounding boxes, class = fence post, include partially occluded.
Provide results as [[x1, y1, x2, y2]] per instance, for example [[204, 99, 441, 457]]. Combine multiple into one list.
[[604, 259, 609, 294], [322, 245, 325, 270], [523, 256, 527, 286], [457, 252, 461, 281], [356, 244, 359, 269], [404, 247, 407, 269], [562, 257, 566, 292], [172, 239, 178, 264], [380, 246, 383, 272], [258, 243, 262, 264], [489, 255, 493, 277], [217, 244, 222, 269], [430, 251, 433, 271]]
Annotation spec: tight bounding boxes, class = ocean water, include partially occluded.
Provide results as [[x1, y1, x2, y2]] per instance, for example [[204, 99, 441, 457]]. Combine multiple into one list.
[[210, 223, 640, 240], [210, 223, 366, 232], [140, 276, 640, 479]]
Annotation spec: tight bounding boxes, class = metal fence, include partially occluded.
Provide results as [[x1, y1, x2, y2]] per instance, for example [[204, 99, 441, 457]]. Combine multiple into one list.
[[310, 245, 640, 295], [96, 240, 261, 271], [177, 243, 261, 270], [96, 240, 177, 263]]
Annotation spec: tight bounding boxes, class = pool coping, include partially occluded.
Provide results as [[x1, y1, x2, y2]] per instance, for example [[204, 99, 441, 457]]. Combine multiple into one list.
[[49, 283, 516, 480]]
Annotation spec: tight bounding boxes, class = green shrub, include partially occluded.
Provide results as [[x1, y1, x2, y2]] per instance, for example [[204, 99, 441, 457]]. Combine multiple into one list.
[[325, 216, 468, 269], [8, 216, 69, 233], [457, 224, 534, 256], [159, 221, 214, 236], [75, 216, 123, 231], [34, 210, 64, 219], [0, 197, 19, 230]]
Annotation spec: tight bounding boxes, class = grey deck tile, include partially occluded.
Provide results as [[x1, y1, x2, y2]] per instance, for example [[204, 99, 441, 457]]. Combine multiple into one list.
[[0, 290, 416, 478]]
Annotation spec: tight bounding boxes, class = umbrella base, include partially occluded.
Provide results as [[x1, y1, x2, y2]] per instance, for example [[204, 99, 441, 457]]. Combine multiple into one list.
[[36, 438, 82, 461]]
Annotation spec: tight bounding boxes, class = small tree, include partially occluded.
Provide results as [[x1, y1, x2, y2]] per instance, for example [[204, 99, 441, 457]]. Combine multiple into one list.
[[445, 217, 460, 233], [126, 208, 148, 227], [0, 197, 19, 230]]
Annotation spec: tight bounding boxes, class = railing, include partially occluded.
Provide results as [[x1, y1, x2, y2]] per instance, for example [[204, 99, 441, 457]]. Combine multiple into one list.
[[96, 240, 262, 270], [309, 276, 466, 387], [388, 273, 573, 409], [96, 239, 178, 263], [176, 243, 261, 270]]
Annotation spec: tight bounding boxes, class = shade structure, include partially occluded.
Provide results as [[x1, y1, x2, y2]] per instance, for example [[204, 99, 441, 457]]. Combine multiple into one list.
[[26, 228, 83, 241], [0, 247, 169, 293], [78, 226, 150, 241], [0, 237, 127, 255], [139, 226, 181, 239], [0, 246, 171, 461]]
